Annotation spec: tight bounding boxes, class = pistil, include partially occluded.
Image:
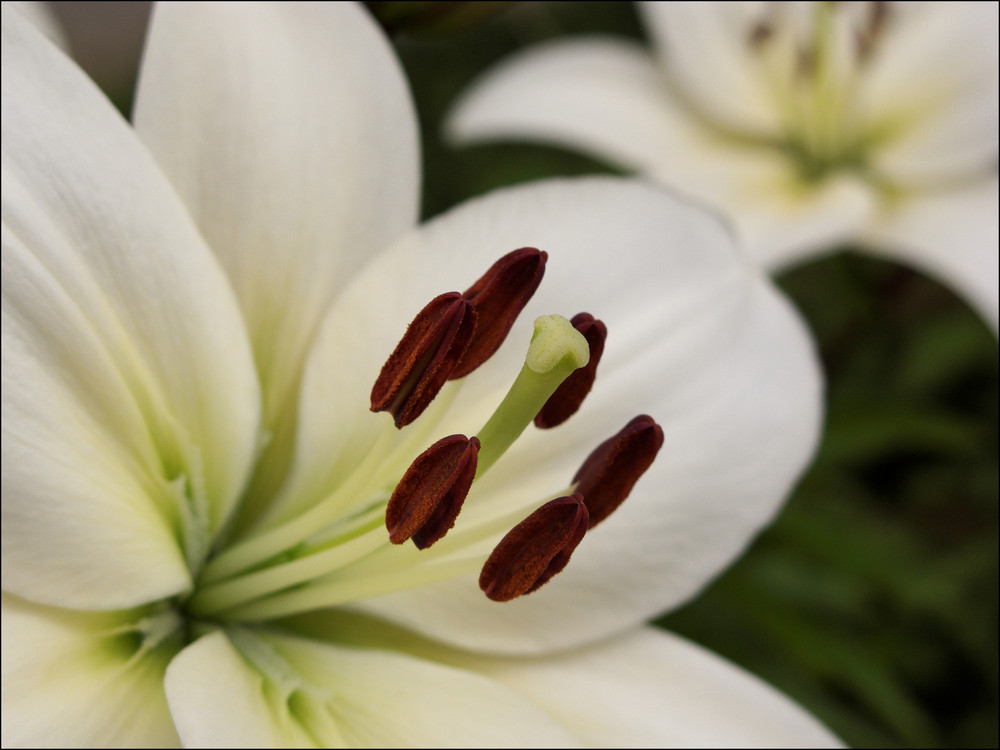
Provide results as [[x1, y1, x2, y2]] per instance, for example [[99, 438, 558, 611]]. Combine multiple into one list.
[[534, 312, 606, 428], [474, 314, 589, 477]]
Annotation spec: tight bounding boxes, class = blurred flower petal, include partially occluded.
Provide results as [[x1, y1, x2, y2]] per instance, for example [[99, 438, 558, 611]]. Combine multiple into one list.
[[638, 1, 783, 136], [6, 1, 68, 50], [449, 2, 999, 336], [862, 3, 999, 185], [865, 177, 999, 333]]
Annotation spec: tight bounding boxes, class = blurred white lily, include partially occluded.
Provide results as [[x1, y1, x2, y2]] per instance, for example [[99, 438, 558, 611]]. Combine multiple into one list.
[[2, 2, 837, 746], [449, 1, 999, 334]]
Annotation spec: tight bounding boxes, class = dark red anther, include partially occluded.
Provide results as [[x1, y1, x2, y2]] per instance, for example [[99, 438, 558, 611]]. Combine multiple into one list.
[[449, 247, 547, 380], [534, 313, 606, 429], [371, 292, 478, 428], [572, 415, 664, 528], [386, 435, 480, 549], [479, 494, 589, 602]]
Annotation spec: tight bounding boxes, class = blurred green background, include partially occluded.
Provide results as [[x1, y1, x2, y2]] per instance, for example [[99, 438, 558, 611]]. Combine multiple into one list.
[[51, 1, 998, 747]]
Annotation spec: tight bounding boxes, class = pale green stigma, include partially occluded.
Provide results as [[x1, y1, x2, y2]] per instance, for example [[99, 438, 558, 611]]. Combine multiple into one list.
[[475, 315, 589, 477]]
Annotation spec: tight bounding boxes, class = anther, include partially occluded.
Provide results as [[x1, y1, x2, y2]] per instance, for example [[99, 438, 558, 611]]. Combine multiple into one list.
[[371, 292, 477, 428], [534, 313, 606, 429], [449, 247, 547, 379], [386, 435, 480, 549], [479, 494, 589, 602], [572, 415, 664, 528]]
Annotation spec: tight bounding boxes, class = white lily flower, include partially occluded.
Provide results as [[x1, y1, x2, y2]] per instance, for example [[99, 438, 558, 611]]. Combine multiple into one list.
[[448, 1, 999, 334], [2, 2, 837, 746]]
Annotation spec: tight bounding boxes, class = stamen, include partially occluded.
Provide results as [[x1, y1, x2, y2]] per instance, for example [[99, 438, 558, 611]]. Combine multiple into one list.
[[479, 494, 589, 602], [450, 247, 547, 379], [748, 19, 774, 48], [534, 312, 606, 429], [385, 435, 480, 549], [573, 414, 664, 528], [856, 1, 889, 61], [370, 292, 477, 428]]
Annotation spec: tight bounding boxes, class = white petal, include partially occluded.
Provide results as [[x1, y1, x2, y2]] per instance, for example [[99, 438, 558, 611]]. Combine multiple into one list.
[[445, 37, 878, 273], [164, 632, 299, 747], [6, 1, 68, 50], [290, 177, 822, 652], [2, 6, 260, 608], [451, 626, 843, 748], [864, 177, 999, 335], [716, 167, 878, 271], [134, 2, 420, 442], [637, 1, 783, 136], [447, 38, 707, 175], [165, 629, 579, 748], [862, 3, 999, 185], [1, 593, 180, 748]]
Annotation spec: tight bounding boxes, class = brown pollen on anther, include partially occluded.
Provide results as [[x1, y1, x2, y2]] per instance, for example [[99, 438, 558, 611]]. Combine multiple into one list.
[[371, 292, 477, 428], [386, 435, 480, 549], [449, 247, 547, 380], [573, 414, 664, 528], [479, 494, 589, 602], [535, 312, 606, 429]]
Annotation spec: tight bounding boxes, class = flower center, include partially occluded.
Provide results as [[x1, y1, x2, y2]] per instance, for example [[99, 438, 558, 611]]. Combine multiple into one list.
[[177, 248, 662, 629], [745, 1, 892, 182]]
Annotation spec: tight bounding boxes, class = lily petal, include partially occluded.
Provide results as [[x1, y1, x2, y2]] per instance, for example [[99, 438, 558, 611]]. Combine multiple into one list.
[[163, 631, 304, 747], [164, 629, 580, 748], [290, 177, 822, 653], [446, 37, 878, 273], [862, 3, 999, 186], [2, 6, 260, 608], [864, 177, 999, 335], [714, 167, 878, 272], [452, 626, 843, 748], [133, 2, 421, 490], [1, 593, 180, 748], [637, 1, 783, 137], [7, 0, 68, 50], [447, 38, 701, 177]]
